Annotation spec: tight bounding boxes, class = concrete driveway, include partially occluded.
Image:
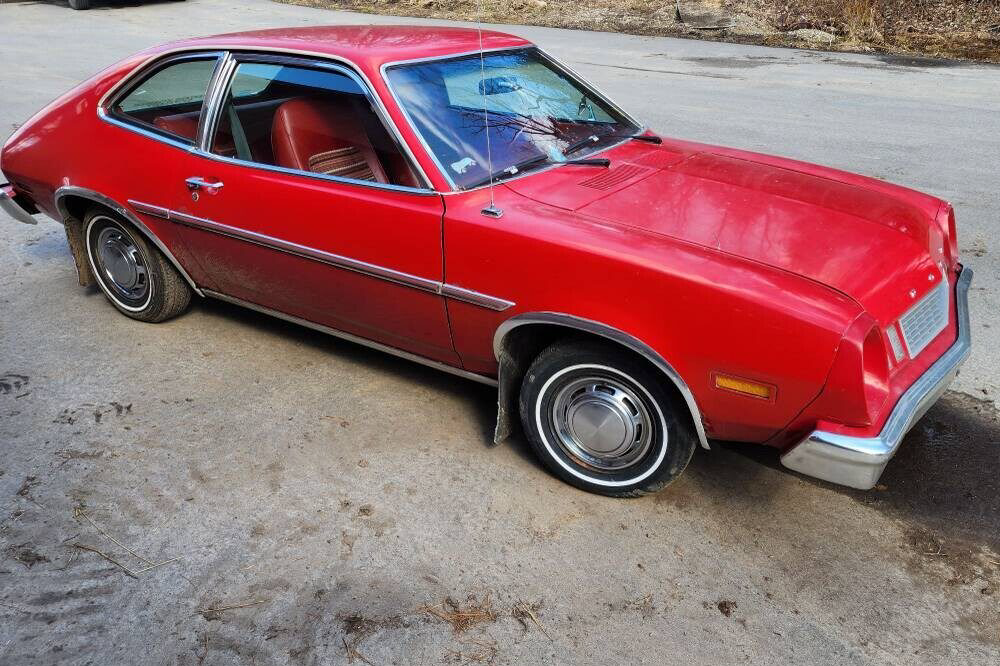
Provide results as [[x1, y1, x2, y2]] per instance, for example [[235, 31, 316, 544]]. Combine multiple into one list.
[[1, 1, 998, 664]]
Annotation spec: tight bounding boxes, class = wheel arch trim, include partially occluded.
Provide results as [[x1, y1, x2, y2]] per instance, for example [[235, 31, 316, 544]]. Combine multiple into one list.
[[492, 312, 710, 450], [54, 186, 203, 296]]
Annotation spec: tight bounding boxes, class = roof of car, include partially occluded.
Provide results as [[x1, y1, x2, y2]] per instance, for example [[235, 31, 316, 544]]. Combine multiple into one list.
[[160, 25, 533, 72]]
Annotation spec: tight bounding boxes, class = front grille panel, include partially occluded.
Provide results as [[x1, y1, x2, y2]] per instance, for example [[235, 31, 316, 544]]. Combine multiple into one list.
[[899, 277, 950, 358]]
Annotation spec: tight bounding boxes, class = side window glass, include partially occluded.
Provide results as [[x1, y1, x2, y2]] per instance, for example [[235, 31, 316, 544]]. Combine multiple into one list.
[[112, 57, 219, 142], [210, 62, 421, 188]]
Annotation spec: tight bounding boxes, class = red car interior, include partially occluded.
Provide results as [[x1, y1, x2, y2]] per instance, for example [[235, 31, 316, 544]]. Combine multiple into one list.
[[271, 97, 387, 183]]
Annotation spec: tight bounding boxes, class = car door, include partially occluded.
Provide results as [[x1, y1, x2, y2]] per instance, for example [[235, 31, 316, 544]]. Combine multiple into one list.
[[163, 54, 459, 365]]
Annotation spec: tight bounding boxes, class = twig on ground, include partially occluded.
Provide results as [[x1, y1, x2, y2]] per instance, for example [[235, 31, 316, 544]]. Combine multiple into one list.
[[133, 557, 181, 574], [512, 600, 551, 640], [195, 632, 209, 666], [70, 543, 139, 579], [342, 637, 376, 666], [73, 507, 155, 566], [420, 594, 498, 633], [198, 599, 269, 614]]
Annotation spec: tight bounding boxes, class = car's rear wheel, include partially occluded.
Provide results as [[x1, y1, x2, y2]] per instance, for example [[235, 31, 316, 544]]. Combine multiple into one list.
[[68, 0, 91, 9], [519, 340, 696, 497], [84, 209, 191, 322]]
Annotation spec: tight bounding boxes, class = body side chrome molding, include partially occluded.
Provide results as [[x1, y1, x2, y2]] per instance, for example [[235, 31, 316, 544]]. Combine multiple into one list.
[[203, 289, 498, 387], [128, 199, 514, 311], [54, 187, 203, 296], [493, 312, 710, 450], [440, 284, 516, 311]]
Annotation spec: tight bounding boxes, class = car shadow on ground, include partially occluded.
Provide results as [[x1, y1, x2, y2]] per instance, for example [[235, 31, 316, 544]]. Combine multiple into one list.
[[693, 391, 1000, 553], [194, 296, 501, 437], [194, 296, 999, 552]]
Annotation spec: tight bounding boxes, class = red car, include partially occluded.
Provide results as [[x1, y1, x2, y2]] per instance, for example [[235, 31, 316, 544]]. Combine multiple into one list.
[[0, 26, 971, 497]]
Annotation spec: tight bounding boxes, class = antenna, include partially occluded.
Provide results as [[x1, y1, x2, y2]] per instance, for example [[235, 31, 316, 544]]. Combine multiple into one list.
[[477, 1, 503, 218]]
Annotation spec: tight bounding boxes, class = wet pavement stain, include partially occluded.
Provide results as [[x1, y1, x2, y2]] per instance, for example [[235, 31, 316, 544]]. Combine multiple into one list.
[[681, 56, 788, 69], [874, 53, 968, 68]]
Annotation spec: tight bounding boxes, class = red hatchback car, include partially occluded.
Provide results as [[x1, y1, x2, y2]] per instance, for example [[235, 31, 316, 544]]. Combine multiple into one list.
[[0, 26, 972, 496]]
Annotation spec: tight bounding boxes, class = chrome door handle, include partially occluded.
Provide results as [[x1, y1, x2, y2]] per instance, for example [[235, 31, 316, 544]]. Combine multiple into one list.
[[185, 177, 224, 192]]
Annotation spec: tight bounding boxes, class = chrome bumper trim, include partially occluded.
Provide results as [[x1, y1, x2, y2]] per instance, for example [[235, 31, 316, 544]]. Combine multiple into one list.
[[781, 266, 973, 490], [1, 185, 38, 225]]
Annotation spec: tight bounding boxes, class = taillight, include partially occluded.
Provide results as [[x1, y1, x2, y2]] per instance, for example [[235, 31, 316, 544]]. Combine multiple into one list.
[[861, 326, 890, 418], [812, 315, 889, 427]]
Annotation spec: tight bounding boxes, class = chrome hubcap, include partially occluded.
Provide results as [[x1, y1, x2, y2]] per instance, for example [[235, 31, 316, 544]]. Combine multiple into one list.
[[96, 226, 148, 302], [551, 375, 654, 471]]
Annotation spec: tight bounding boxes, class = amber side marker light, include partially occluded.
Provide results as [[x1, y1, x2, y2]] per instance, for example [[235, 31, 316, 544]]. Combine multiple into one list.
[[713, 373, 775, 401]]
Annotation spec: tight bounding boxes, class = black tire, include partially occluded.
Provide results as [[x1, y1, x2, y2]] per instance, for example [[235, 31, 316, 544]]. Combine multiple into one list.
[[519, 340, 696, 497], [84, 209, 191, 322], [68, 0, 91, 9]]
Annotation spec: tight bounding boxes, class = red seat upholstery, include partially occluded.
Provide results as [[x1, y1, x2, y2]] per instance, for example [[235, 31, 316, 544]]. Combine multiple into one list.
[[153, 112, 235, 154], [153, 112, 199, 141], [271, 98, 387, 183]]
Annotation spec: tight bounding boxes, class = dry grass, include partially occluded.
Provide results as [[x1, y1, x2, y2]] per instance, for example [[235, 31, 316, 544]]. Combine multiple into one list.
[[274, 0, 1000, 62], [843, 0, 884, 43], [420, 594, 499, 633], [730, 0, 1000, 59]]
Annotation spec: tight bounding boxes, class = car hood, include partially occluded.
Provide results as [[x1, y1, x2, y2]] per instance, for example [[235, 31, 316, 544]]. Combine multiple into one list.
[[505, 141, 948, 325]]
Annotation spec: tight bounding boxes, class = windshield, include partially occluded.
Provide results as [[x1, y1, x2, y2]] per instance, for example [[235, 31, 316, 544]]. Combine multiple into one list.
[[385, 48, 641, 190]]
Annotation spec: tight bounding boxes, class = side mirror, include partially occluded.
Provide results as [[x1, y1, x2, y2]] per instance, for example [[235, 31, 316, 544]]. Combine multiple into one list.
[[479, 76, 522, 96]]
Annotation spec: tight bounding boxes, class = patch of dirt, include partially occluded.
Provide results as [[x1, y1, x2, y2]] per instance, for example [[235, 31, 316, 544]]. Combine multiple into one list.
[[15, 475, 39, 498], [716, 599, 738, 617], [607, 594, 657, 619], [54, 401, 132, 426], [341, 611, 405, 637], [274, 0, 1000, 62], [5, 543, 50, 569], [902, 526, 1000, 595], [0, 373, 29, 396]]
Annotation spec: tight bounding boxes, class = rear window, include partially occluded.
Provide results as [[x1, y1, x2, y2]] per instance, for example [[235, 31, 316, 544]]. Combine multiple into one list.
[[111, 56, 219, 142]]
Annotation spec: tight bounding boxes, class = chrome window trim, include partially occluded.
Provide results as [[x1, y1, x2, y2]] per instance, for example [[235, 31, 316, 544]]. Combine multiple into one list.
[[203, 289, 498, 387], [379, 46, 646, 193], [97, 46, 436, 195], [99, 50, 226, 149], [493, 312, 710, 450], [128, 199, 515, 312], [191, 151, 437, 196], [54, 186, 203, 296], [197, 52, 238, 149], [196, 51, 434, 194]]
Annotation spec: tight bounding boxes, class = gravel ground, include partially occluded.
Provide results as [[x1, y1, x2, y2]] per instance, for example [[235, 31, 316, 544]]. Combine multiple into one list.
[[1, 1, 998, 664]]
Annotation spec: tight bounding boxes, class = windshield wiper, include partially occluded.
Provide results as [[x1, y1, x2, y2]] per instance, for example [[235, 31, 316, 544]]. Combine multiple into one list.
[[563, 158, 610, 167], [630, 133, 662, 144], [465, 155, 610, 189], [563, 126, 618, 157]]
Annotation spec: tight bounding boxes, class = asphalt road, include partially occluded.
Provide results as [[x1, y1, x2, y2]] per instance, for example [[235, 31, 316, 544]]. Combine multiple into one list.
[[1, 1, 998, 664]]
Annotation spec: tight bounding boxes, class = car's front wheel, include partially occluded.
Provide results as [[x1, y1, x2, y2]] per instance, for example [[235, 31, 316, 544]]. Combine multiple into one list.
[[519, 340, 696, 497], [68, 0, 91, 9], [84, 209, 191, 322]]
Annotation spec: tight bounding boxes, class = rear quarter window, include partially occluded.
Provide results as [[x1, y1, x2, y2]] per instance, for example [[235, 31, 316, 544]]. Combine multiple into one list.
[[111, 57, 219, 142]]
